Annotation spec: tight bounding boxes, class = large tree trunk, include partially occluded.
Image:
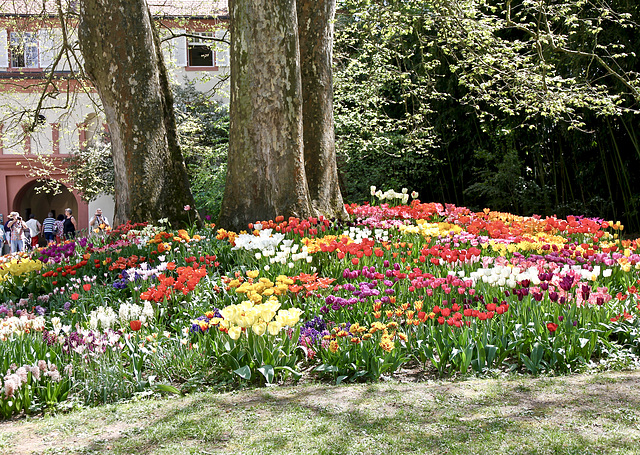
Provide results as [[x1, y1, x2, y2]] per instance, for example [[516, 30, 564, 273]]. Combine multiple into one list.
[[219, 0, 314, 231], [297, 0, 347, 219], [78, 0, 197, 227]]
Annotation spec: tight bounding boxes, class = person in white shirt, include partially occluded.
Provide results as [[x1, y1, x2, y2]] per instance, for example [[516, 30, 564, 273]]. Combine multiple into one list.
[[89, 208, 111, 236], [7, 212, 28, 253], [25, 214, 42, 249]]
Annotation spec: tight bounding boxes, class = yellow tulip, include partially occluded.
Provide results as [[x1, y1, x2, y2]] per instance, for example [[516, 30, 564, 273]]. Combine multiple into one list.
[[288, 308, 303, 324], [260, 309, 277, 323], [277, 308, 302, 327], [246, 270, 260, 278], [220, 306, 238, 322], [238, 311, 258, 328], [252, 321, 267, 336], [268, 321, 282, 336], [228, 326, 242, 340], [238, 300, 254, 310]]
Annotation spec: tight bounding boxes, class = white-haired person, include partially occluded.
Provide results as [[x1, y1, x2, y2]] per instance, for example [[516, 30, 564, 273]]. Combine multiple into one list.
[[63, 208, 77, 239]]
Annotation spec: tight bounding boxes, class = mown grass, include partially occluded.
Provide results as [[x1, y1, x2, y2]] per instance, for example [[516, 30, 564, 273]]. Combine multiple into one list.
[[2, 370, 640, 454]]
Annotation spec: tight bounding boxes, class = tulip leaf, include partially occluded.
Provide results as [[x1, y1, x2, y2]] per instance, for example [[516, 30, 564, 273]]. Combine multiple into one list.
[[258, 364, 275, 384], [314, 364, 338, 373], [351, 370, 368, 380], [233, 365, 252, 380], [154, 383, 183, 395], [336, 375, 349, 385], [274, 365, 302, 380]]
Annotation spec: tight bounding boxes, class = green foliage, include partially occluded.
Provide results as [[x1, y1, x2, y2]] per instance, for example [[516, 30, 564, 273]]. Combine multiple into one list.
[[71, 354, 144, 406], [333, 0, 640, 230], [174, 83, 229, 221], [333, 0, 443, 203], [315, 336, 408, 383], [145, 336, 223, 390]]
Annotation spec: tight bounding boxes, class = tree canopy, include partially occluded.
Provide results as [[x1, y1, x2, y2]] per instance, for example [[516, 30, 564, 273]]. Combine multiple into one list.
[[333, 0, 640, 230], [7, 0, 639, 231]]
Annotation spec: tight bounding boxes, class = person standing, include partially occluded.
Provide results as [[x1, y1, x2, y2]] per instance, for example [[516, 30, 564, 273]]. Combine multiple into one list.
[[89, 208, 111, 236], [0, 214, 6, 255], [63, 208, 77, 239], [25, 214, 42, 249], [7, 212, 28, 253], [55, 214, 65, 243], [3, 217, 10, 245], [42, 212, 57, 245]]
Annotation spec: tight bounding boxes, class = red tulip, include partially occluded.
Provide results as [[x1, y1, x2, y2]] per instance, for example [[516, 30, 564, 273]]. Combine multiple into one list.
[[130, 320, 142, 331]]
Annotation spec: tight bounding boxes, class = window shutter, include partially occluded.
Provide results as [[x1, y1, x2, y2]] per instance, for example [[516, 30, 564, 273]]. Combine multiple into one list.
[[39, 28, 60, 70], [0, 30, 8, 68], [215, 30, 229, 67], [172, 29, 187, 67]]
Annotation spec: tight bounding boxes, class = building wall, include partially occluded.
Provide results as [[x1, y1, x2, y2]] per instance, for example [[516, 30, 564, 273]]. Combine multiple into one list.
[[0, 15, 229, 232]]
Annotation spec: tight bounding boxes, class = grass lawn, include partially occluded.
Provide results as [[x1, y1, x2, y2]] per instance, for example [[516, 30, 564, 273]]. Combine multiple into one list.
[[2, 369, 640, 454]]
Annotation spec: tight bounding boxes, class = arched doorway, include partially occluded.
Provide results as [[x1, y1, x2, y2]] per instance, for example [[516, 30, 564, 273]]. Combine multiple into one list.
[[13, 180, 78, 222]]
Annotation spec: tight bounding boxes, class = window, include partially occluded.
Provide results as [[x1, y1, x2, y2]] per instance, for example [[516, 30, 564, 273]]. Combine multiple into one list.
[[10, 32, 39, 68], [170, 29, 228, 69], [188, 32, 214, 67]]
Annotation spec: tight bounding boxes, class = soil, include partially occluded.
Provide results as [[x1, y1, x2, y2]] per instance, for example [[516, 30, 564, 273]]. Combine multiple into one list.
[[2, 369, 640, 454]]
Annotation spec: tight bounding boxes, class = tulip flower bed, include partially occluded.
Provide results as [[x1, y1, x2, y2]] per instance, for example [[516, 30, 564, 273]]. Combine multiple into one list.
[[1, 199, 640, 418]]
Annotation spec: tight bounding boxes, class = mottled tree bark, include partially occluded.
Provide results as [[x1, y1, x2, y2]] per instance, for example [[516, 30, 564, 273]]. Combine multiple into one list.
[[297, 0, 347, 219], [219, 0, 314, 231], [78, 0, 197, 227]]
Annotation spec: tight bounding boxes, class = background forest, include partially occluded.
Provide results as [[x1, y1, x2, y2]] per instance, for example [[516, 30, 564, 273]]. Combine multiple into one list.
[[332, 0, 640, 232], [70, 0, 640, 231]]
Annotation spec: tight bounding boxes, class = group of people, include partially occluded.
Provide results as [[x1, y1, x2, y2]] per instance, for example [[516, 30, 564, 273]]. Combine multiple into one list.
[[1, 208, 110, 254]]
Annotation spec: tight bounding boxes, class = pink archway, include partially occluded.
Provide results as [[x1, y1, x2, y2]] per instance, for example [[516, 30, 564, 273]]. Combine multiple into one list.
[[3, 178, 88, 232]]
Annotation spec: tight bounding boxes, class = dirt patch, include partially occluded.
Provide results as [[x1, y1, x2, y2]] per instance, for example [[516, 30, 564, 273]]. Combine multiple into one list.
[[2, 370, 640, 454], [0, 418, 136, 455]]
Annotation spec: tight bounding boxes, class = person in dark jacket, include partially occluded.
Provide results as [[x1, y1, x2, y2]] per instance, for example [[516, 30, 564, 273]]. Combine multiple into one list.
[[63, 208, 77, 239]]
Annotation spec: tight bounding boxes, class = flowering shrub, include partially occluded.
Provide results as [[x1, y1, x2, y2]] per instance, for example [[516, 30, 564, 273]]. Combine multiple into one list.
[[1, 360, 71, 418], [1, 194, 640, 416]]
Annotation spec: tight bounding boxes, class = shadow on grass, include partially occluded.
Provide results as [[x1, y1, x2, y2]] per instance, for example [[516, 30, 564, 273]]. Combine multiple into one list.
[[73, 372, 640, 454]]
